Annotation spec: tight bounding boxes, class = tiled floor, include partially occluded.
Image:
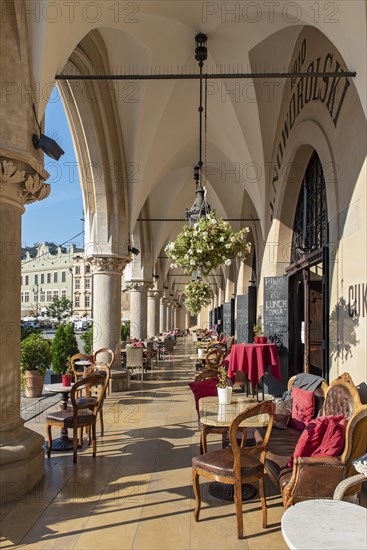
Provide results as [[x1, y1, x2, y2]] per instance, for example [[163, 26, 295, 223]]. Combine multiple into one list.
[[1, 339, 287, 549]]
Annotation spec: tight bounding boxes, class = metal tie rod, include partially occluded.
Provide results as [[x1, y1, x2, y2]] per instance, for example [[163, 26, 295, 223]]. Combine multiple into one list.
[[56, 71, 356, 81]]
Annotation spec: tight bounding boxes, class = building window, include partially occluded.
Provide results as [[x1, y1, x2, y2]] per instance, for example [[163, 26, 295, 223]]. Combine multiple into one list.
[[291, 151, 327, 263], [61, 271, 66, 282], [46, 290, 52, 302], [33, 291, 38, 302], [85, 264, 91, 274], [24, 291, 29, 303], [21, 276, 23, 286], [75, 265, 81, 275], [54, 272, 58, 283], [61, 289, 67, 299], [47, 273, 51, 283], [85, 294, 90, 308], [34, 274, 38, 285], [53, 290, 58, 298], [85, 278, 90, 290], [40, 291, 45, 303], [75, 295, 80, 307], [25, 275, 29, 286], [75, 279, 80, 290], [21, 292, 24, 303], [41, 273, 45, 284]]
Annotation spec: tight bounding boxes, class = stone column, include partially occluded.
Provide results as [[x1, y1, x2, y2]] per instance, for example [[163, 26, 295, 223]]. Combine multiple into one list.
[[89, 255, 130, 391], [126, 281, 151, 340], [159, 297, 167, 334], [147, 289, 160, 338], [0, 160, 50, 501]]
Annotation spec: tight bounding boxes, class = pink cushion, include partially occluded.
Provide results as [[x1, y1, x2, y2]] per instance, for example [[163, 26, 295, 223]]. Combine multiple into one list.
[[221, 337, 226, 343], [287, 415, 346, 468], [289, 387, 315, 430], [312, 416, 347, 457], [188, 378, 218, 414]]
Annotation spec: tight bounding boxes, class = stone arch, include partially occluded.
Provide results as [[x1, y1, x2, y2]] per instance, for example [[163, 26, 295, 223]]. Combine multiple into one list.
[[58, 30, 130, 258]]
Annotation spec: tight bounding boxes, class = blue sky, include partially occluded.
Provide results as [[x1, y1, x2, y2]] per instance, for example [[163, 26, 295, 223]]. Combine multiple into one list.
[[22, 86, 84, 248]]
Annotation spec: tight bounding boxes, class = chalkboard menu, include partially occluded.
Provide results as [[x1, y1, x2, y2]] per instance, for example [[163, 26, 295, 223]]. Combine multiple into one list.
[[222, 302, 232, 336], [264, 276, 288, 345], [236, 295, 248, 343]]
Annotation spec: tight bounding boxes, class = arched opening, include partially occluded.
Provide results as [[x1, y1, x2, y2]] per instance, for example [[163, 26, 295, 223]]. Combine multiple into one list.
[[287, 151, 329, 381]]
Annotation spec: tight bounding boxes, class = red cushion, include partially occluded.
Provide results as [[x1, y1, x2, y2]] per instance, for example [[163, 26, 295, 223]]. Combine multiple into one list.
[[188, 378, 218, 415], [221, 337, 226, 343], [289, 387, 315, 430], [287, 415, 346, 468], [312, 416, 347, 457]]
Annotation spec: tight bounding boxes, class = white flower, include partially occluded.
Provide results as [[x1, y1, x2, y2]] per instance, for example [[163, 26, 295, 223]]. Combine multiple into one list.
[[231, 236, 235, 242], [190, 260, 195, 265], [245, 227, 250, 233], [225, 259, 232, 266], [210, 218, 217, 225], [225, 244, 231, 249], [219, 236, 225, 242], [197, 249, 202, 253], [237, 252, 242, 257]]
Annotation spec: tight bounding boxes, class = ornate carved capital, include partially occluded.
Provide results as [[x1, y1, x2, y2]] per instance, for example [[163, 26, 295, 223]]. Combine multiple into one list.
[[89, 255, 130, 274], [125, 280, 153, 292], [148, 289, 162, 299], [0, 160, 50, 209]]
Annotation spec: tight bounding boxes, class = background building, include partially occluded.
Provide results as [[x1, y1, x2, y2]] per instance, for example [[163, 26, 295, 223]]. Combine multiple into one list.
[[21, 243, 82, 318]]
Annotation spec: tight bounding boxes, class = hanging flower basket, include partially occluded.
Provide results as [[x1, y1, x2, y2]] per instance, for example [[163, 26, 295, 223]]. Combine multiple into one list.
[[183, 280, 212, 316], [165, 212, 251, 275]]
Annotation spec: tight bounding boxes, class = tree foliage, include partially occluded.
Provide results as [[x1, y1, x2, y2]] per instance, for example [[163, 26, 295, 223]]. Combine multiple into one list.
[[46, 296, 73, 322], [51, 323, 79, 374]]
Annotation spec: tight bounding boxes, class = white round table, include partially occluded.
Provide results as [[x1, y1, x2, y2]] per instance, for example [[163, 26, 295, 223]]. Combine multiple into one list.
[[281, 499, 367, 550]]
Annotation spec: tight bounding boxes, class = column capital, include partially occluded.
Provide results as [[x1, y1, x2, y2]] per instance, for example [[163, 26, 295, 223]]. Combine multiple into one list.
[[89, 254, 130, 274], [0, 159, 50, 210], [125, 280, 153, 292], [147, 289, 162, 299]]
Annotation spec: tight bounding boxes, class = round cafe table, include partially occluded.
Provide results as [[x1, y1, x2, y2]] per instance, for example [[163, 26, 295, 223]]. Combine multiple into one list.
[[44, 383, 74, 451], [281, 499, 367, 550]]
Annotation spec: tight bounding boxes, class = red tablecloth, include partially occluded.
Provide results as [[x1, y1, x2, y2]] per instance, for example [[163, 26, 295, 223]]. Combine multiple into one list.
[[225, 343, 281, 385]]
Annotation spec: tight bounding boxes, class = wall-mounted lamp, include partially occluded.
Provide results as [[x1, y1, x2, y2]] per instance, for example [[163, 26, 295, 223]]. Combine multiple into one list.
[[153, 273, 160, 280], [128, 245, 140, 256], [32, 133, 64, 161]]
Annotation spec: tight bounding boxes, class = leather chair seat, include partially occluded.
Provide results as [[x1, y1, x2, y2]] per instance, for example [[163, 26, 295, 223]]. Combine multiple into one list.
[[192, 448, 263, 478], [67, 396, 97, 409], [46, 408, 95, 427], [265, 426, 301, 484]]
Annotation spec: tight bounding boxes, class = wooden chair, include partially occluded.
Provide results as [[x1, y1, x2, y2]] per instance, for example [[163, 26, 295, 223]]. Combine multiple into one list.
[[93, 348, 114, 394], [67, 363, 110, 438], [46, 372, 107, 463], [69, 353, 90, 383], [226, 336, 235, 353], [163, 338, 175, 359], [204, 347, 226, 370], [126, 346, 144, 383], [192, 401, 275, 539], [146, 340, 157, 369]]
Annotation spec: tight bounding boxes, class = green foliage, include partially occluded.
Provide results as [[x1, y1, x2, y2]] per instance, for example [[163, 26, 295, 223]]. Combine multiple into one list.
[[81, 327, 93, 355], [51, 323, 79, 374], [217, 366, 229, 389], [253, 323, 263, 336], [184, 280, 212, 316], [20, 333, 51, 376], [21, 325, 41, 341], [165, 212, 251, 275], [121, 321, 130, 341], [46, 296, 73, 322]]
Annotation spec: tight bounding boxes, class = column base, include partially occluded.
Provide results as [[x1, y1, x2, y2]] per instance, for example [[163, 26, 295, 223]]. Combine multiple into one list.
[[110, 369, 130, 392], [0, 421, 45, 502]]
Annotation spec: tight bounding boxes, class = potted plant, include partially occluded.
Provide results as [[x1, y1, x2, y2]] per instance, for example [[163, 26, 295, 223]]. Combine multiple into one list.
[[61, 361, 73, 387], [253, 323, 267, 344], [217, 366, 232, 405], [20, 333, 51, 397], [183, 280, 212, 316], [51, 323, 79, 382]]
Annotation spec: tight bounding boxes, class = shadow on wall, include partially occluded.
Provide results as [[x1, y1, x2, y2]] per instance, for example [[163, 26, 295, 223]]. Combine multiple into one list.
[[330, 297, 359, 361]]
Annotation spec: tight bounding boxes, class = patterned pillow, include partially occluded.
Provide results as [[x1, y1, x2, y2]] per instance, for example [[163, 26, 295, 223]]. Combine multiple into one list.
[[273, 398, 293, 429]]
